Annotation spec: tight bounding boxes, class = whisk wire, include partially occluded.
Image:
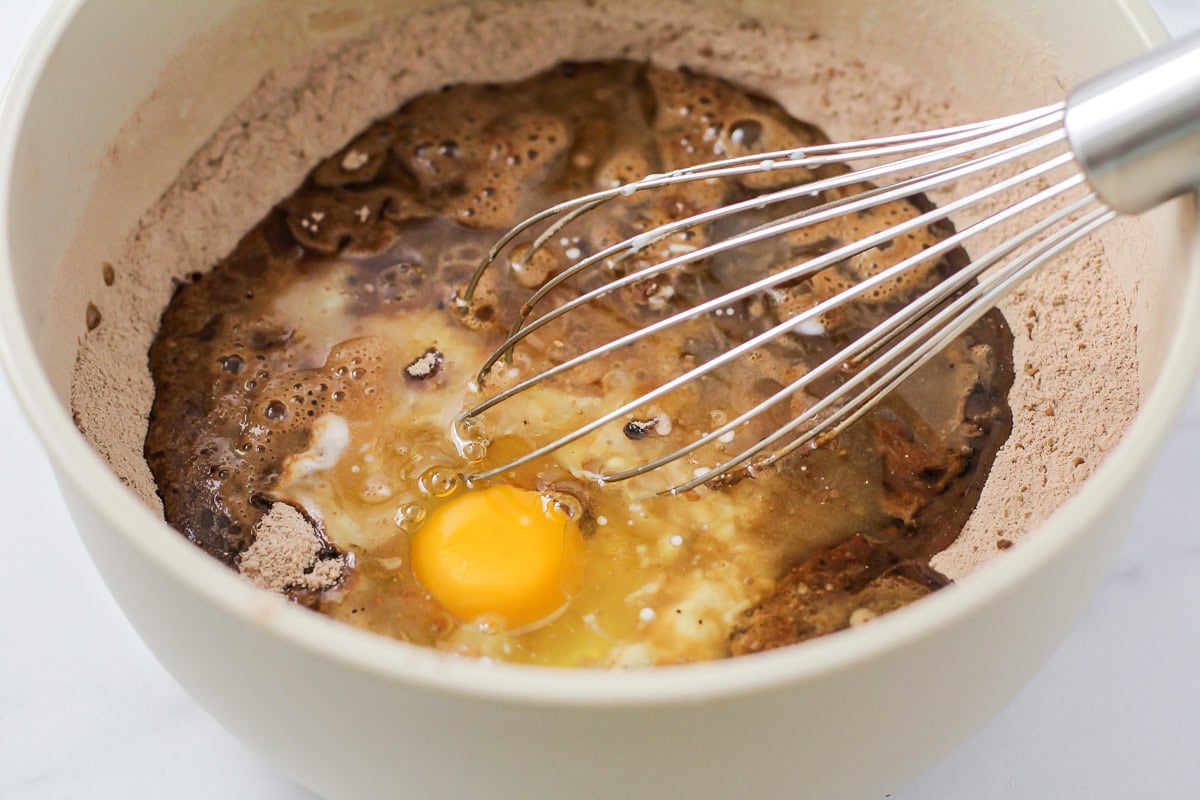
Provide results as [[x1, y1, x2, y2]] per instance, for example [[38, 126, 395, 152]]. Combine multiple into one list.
[[488, 115, 1069, 349], [463, 169, 1092, 486], [600, 179, 1094, 486], [465, 142, 1074, 424], [666, 201, 1114, 494], [457, 101, 1129, 492], [460, 103, 1066, 303], [457, 32, 1200, 491]]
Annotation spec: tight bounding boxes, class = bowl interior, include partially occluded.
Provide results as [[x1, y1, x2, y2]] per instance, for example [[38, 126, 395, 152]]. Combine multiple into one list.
[[1, 0, 1197, 686]]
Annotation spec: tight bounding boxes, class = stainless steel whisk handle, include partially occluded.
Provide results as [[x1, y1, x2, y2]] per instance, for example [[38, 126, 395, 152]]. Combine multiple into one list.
[[1067, 28, 1200, 215]]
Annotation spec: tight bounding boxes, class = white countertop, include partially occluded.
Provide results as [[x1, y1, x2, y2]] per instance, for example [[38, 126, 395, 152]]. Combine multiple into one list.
[[2, 1, 1199, 797]]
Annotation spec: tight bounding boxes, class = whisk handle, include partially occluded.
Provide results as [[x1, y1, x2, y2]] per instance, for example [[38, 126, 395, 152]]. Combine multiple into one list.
[[1066, 28, 1200, 215]]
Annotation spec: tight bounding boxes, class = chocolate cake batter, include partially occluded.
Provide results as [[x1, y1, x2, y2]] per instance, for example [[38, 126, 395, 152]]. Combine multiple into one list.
[[143, 61, 1014, 664]]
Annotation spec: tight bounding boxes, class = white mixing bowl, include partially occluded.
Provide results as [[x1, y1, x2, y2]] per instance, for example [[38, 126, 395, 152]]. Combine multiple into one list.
[[1, 1, 1197, 798]]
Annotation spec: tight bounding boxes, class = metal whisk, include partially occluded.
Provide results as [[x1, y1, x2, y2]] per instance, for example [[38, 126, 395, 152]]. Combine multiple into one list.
[[458, 30, 1200, 495]]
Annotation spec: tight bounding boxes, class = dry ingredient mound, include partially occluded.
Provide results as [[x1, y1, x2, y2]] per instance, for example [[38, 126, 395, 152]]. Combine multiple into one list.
[[238, 503, 346, 594], [68, 0, 1137, 611]]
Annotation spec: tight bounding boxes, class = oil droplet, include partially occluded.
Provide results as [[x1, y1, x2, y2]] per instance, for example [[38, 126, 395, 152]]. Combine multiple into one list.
[[453, 415, 479, 438], [545, 491, 583, 520], [451, 415, 490, 463], [418, 467, 459, 498], [461, 440, 487, 463], [395, 501, 426, 531]]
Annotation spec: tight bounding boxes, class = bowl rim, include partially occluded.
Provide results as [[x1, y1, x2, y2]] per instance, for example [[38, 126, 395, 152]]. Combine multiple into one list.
[[0, 0, 1196, 707]]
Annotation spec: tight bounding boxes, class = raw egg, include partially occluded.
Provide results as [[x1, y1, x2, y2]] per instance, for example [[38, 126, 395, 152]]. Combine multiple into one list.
[[410, 484, 584, 629]]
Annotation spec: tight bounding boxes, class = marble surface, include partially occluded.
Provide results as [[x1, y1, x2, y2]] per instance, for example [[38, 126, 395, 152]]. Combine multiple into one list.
[[1, 1, 1198, 797]]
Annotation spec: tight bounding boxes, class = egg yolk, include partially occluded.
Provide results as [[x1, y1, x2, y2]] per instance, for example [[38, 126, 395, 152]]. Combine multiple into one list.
[[410, 484, 584, 630]]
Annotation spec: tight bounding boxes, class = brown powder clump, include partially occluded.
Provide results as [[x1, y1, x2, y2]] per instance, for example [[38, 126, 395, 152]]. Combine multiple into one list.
[[237, 503, 345, 594], [730, 535, 950, 656]]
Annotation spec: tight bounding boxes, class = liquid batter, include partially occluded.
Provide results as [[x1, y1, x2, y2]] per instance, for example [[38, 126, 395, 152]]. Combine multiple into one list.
[[145, 61, 1013, 666]]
